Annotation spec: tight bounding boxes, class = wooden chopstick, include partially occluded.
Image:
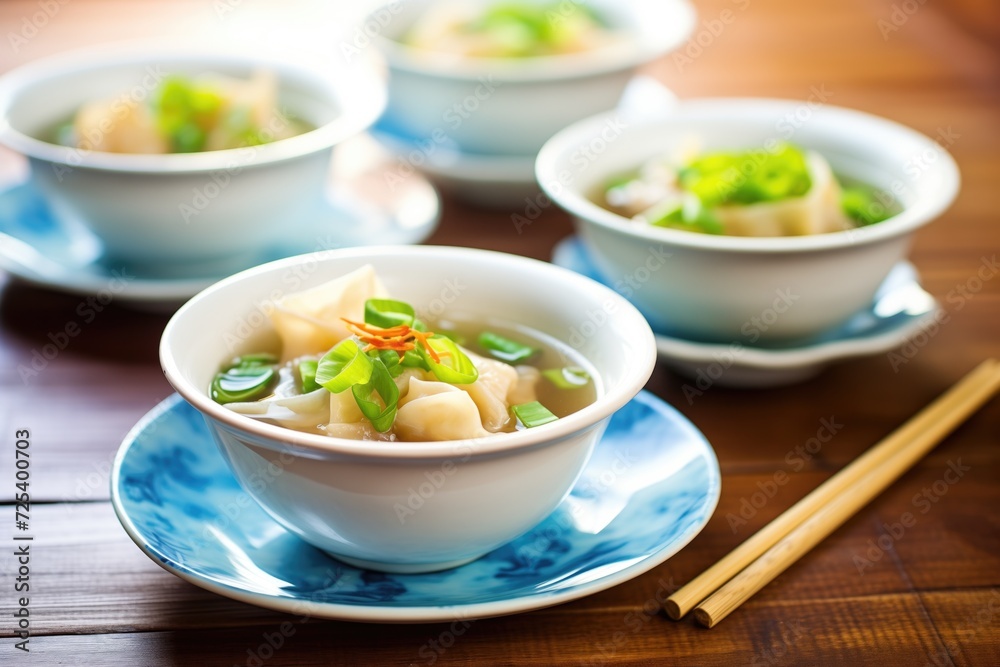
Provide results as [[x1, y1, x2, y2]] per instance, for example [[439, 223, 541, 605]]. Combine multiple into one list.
[[665, 358, 1000, 625]]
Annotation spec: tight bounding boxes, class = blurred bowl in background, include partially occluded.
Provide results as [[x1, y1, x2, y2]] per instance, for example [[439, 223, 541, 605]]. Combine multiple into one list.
[[0, 44, 386, 275], [370, 0, 695, 157], [536, 98, 960, 343]]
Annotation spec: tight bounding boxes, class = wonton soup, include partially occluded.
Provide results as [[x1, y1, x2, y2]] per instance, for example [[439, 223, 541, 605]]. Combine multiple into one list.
[[595, 142, 900, 237], [54, 70, 310, 154], [211, 266, 597, 442], [400, 1, 625, 59]]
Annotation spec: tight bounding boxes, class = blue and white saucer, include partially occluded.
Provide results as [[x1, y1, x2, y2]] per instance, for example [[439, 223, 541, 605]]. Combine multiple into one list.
[[553, 236, 942, 387], [0, 135, 440, 308], [111, 391, 720, 623]]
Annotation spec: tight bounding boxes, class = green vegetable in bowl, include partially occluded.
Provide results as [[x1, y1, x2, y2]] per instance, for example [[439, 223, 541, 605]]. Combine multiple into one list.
[[402, 1, 617, 59], [600, 142, 901, 237]]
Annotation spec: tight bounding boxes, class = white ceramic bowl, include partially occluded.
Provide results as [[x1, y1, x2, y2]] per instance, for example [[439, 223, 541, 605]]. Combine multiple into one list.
[[369, 0, 695, 156], [536, 98, 961, 342], [0, 45, 386, 274], [160, 246, 656, 573]]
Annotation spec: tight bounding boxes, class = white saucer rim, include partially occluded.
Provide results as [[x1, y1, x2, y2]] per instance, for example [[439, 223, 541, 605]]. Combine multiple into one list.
[[110, 392, 721, 623], [654, 305, 940, 370]]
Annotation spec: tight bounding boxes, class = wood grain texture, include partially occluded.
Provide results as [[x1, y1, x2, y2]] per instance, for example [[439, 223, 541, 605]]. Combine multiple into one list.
[[1, 0, 999, 664]]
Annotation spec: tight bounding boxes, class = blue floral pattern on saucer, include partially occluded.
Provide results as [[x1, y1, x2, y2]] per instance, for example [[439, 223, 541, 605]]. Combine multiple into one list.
[[111, 392, 720, 622]]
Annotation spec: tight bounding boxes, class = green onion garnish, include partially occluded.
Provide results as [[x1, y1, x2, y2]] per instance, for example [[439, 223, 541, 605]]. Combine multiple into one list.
[[376, 349, 404, 378], [542, 367, 591, 389], [841, 186, 894, 226], [351, 359, 400, 433], [478, 331, 538, 364], [211, 354, 280, 404], [681, 142, 812, 207], [316, 339, 373, 393], [400, 349, 430, 371], [511, 401, 558, 428], [365, 298, 416, 329], [648, 195, 723, 235], [298, 360, 319, 393], [420, 336, 479, 384]]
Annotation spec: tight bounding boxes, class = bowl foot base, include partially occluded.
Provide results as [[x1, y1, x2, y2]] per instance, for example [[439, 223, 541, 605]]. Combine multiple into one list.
[[330, 552, 485, 574]]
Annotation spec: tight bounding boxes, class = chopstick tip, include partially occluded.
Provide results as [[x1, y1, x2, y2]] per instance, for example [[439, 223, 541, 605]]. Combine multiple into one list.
[[663, 598, 683, 620], [693, 607, 716, 628]]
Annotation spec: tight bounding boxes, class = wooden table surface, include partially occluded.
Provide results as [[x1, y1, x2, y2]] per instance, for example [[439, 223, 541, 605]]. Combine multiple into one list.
[[1, 0, 998, 665]]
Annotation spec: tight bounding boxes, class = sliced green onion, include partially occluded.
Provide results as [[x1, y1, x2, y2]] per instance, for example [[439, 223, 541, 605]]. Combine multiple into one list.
[[477, 331, 538, 364], [298, 360, 319, 393], [648, 195, 723, 235], [511, 401, 558, 428], [212, 366, 276, 404], [316, 339, 373, 393], [681, 142, 812, 207], [841, 186, 894, 226], [352, 359, 400, 433], [420, 336, 479, 385], [542, 367, 591, 389], [227, 353, 279, 369], [376, 349, 404, 378], [364, 298, 415, 328], [400, 349, 430, 371]]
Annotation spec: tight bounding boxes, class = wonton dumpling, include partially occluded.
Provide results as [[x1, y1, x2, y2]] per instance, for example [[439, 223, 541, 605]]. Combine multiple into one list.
[[74, 99, 169, 154], [454, 350, 519, 432], [328, 387, 364, 424], [508, 366, 541, 406], [714, 152, 853, 237], [269, 265, 388, 361], [226, 388, 330, 433], [395, 378, 490, 441]]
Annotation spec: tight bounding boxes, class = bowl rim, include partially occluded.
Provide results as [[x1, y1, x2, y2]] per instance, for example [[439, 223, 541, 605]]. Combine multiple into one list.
[[535, 97, 962, 254], [0, 42, 387, 174], [368, 0, 697, 82], [160, 245, 657, 460]]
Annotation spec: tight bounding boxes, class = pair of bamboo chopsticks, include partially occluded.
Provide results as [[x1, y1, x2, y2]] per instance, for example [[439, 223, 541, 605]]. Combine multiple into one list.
[[665, 358, 1000, 627]]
